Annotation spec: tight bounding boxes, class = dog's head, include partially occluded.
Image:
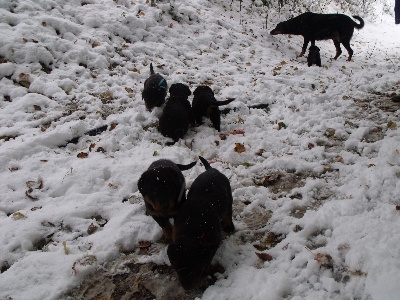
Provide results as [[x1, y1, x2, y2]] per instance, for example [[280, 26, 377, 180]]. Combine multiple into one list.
[[167, 241, 218, 289], [193, 86, 214, 97], [169, 83, 191, 99], [138, 167, 185, 216], [270, 22, 288, 35]]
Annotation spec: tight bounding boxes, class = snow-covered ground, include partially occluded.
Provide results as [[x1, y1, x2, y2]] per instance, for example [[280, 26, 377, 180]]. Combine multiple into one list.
[[1, 0, 400, 299]]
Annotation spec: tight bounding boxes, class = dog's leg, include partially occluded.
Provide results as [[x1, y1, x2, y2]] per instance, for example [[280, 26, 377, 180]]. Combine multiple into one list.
[[333, 40, 342, 60], [209, 106, 221, 131], [221, 195, 235, 233], [298, 37, 310, 58], [152, 216, 173, 240], [341, 40, 354, 61]]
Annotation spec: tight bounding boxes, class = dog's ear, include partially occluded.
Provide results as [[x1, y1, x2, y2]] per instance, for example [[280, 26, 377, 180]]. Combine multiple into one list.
[[184, 85, 192, 97]]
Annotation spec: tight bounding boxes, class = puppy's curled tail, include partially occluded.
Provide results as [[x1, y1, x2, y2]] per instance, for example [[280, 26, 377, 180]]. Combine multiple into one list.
[[353, 16, 364, 29], [150, 63, 155, 75], [213, 98, 235, 107], [199, 156, 211, 170], [176, 160, 197, 171]]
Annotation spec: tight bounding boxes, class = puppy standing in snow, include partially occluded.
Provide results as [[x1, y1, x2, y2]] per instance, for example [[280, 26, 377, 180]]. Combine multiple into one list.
[[142, 63, 168, 110], [168, 156, 235, 289], [307, 45, 322, 67], [137, 159, 197, 241], [192, 86, 235, 132], [158, 83, 194, 145]]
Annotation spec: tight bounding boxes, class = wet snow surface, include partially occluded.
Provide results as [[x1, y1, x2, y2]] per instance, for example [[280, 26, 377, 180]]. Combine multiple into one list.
[[0, 0, 400, 299]]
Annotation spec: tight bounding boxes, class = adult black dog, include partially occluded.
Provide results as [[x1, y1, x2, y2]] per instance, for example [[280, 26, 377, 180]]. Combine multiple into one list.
[[167, 156, 235, 289], [142, 63, 168, 110], [307, 45, 322, 67], [192, 86, 235, 131], [159, 83, 194, 145], [138, 159, 197, 241], [270, 12, 364, 61]]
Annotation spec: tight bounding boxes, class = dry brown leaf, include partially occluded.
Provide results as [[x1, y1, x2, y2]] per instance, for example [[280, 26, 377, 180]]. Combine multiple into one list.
[[138, 241, 152, 249], [125, 87, 134, 93], [77, 152, 89, 158], [256, 252, 273, 261], [234, 143, 246, 153], [314, 253, 333, 267], [274, 66, 282, 71], [87, 223, 98, 235], [109, 122, 118, 131], [33, 105, 41, 111]]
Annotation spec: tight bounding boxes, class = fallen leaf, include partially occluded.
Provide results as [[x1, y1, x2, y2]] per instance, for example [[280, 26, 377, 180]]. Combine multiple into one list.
[[308, 143, 315, 149], [92, 41, 101, 48], [241, 162, 253, 168], [230, 130, 245, 135], [234, 143, 246, 153], [325, 128, 336, 137], [138, 241, 152, 249], [77, 152, 89, 158], [125, 87, 134, 93], [33, 105, 41, 111], [153, 150, 159, 156], [278, 122, 286, 130], [387, 121, 397, 130], [109, 122, 118, 131], [89, 143, 96, 152], [87, 223, 98, 235], [256, 252, 273, 261], [219, 134, 227, 140], [274, 66, 282, 71], [314, 253, 333, 267], [96, 147, 106, 153], [108, 182, 118, 189], [396, 205, 400, 211], [12, 212, 26, 220]]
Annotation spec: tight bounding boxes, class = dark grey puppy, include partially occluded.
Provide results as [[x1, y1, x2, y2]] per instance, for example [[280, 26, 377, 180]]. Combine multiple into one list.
[[167, 156, 235, 289], [192, 86, 235, 131], [159, 83, 194, 145], [142, 63, 168, 110], [138, 159, 197, 241], [307, 45, 322, 67]]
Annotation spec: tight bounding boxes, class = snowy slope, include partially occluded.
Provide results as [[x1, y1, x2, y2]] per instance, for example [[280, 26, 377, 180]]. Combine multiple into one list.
[[0, 0, 400, 299]]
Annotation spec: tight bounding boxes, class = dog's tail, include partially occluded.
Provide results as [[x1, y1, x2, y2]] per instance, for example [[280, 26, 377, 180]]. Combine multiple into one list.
[[353, 16, 364, 29], [176, 160, 197, 171], [220, 103, 269, 115], [199, 156, 211, 170], [150, 63, 155, 75], [212, 98, 235, 107]]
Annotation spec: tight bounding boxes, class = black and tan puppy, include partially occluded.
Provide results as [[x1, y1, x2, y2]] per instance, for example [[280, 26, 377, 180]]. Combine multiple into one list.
[[138, 159, 197, 240], [192, 86, 235, 131], [159, 83, 194, 145], [142, 63, 168, 110], [270, 12, 364, 61], [307, 45, 322, 67], [167, 156, 235, 289]]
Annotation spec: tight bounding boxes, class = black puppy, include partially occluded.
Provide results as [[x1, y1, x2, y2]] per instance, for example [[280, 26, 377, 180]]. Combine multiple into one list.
[[167, 156, 235, 289], [159, 83, 194, 145], [270, 12, 364, 61], [142, 63, 168, 110], [138, 159, 197, 240], [192, 86, 235, 131], [307, 45, 322, 67]]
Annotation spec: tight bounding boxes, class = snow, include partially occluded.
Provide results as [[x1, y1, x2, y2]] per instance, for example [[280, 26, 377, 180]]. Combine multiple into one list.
[[0, 0, 400, 299]]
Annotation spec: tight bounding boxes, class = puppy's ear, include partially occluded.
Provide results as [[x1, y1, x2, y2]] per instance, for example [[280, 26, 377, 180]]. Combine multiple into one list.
[[185, 86, 192, 97]]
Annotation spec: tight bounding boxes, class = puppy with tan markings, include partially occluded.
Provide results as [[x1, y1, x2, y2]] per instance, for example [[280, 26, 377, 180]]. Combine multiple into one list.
[[167, 156, 235, 289], [192, 86, 235, 131], [142, 63, 168, 110], [138, 159, 197, 240]]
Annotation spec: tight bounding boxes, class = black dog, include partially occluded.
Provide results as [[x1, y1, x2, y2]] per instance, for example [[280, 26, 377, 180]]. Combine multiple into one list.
[[138, 159, 197, 240], [142, 63, 168, 110], [270, 12, 364, 61], [159, 83, 194, 145], [307, 45, 322, 67], [192, 86, 235, 131], [167, 156, 235, 289]]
